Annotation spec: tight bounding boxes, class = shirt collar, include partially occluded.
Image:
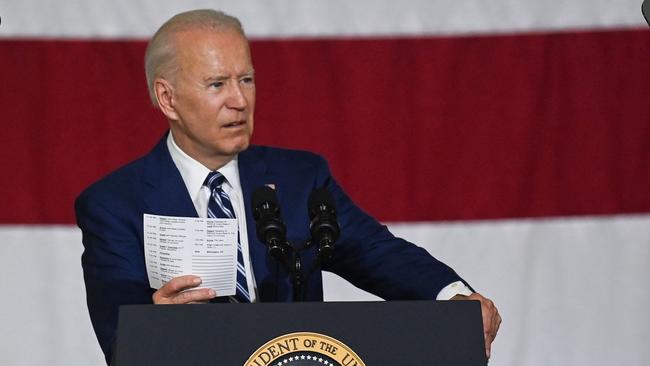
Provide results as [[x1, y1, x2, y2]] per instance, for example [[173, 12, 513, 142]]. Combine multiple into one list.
[[166, 131, 241, 200]]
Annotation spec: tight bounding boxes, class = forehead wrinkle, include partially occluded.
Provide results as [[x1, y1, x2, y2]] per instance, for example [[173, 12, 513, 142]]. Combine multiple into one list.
[[171, 28, 253, 84]]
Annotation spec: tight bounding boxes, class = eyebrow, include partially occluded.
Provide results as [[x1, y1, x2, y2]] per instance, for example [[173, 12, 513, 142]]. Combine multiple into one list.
[[202, 70, 255, 83], [203, 75, 228, 83]]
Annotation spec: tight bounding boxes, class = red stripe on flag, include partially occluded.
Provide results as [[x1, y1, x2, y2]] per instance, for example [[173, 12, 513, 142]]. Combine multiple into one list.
[[1, 29, 649, 224]]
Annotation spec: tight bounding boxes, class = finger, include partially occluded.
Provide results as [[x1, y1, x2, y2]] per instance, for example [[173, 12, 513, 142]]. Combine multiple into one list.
[[483, 312, 494, 357], [484, 316, 495, 358], [171, 287, 217, 304], [484, 327, 493, 359], [496, 312, 502, 332], [159, 275, 202, 297], [486, 304, 500, 332], [491, 310, 502, 338]]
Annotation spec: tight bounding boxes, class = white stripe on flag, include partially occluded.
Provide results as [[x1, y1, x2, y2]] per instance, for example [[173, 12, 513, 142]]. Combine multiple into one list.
[[1, 215, 648, 366], [0, 0, 645, 39]]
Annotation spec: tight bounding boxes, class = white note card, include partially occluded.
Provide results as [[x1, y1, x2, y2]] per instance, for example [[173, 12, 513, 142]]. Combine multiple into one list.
[[143, 214, 238, 297]]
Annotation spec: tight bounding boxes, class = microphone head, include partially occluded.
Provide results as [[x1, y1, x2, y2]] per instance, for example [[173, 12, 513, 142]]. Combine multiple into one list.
[[308, 187, 335, 219], [252, 186, 280, 219], [252, 186, 278, 206]]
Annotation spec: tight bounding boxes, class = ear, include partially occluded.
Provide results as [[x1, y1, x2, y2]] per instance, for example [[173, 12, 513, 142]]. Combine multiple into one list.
[[154, 78, 179, 121]]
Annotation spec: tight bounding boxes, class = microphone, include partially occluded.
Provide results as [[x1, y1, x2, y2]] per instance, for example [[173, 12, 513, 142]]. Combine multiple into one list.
[[308, 188, 340, 260], [644, 0, 650, 26], [252, 186, 287, 259]]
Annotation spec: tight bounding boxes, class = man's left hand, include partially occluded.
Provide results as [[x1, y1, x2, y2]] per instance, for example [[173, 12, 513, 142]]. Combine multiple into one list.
[[450, 292, 501, 359]]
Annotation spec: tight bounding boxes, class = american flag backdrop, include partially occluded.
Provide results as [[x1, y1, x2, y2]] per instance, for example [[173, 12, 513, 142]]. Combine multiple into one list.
[[1, 1, 649, 365]]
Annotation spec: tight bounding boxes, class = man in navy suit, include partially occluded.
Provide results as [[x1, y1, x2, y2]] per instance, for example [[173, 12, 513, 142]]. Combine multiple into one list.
[[76, 9, 500, 364]]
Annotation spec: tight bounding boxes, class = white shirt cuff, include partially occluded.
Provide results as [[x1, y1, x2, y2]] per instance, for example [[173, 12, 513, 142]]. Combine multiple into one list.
[[436, 281, 473, 300]]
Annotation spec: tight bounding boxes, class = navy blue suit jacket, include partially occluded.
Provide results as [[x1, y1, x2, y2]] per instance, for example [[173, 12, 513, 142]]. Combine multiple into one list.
[[75, 133, 467, 362]]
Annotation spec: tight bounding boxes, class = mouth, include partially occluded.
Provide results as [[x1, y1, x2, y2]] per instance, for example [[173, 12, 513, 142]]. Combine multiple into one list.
[[223, 120, 246, 128]]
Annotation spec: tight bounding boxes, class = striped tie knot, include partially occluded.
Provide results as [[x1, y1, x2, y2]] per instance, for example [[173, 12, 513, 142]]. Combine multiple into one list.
[[204, 171, 235, 220], [204, 171, 227, 191]]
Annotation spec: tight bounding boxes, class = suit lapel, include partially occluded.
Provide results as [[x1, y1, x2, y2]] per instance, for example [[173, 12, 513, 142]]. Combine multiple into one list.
[[142, 134, 198, 218], [238, 147, 292, 301]]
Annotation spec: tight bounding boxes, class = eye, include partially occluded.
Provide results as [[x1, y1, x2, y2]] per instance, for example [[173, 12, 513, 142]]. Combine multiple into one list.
[[240, 76, 255, 85], [209, 81, 224, 89]]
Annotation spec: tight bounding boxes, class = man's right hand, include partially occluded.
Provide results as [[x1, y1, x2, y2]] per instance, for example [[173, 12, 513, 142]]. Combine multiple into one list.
[[152, 275, 217, 304]]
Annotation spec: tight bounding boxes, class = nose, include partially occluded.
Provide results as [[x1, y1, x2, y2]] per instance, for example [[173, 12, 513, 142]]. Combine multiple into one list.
[[226, 81, 247, 110]]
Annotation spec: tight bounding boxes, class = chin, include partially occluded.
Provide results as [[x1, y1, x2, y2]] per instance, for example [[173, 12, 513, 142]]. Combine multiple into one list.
[[228, 139, 251, 155]]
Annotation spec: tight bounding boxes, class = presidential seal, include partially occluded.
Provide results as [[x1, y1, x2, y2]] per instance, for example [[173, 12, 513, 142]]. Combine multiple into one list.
[[244, 332, 365, 366]]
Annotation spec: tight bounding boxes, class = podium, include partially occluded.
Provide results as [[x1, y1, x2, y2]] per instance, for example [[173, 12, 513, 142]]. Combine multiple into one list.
[[113, 301, 486, 366]]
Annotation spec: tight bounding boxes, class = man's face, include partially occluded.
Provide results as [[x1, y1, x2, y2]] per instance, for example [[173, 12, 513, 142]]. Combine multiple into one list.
[[165, 28, 255, 168]]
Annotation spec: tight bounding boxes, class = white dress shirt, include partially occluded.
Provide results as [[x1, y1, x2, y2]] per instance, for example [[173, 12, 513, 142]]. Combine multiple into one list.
[[166, 132, 471, 301]]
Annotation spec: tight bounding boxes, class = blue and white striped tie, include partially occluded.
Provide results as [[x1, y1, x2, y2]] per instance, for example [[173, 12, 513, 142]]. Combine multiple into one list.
[[204, 171, 251, 303]]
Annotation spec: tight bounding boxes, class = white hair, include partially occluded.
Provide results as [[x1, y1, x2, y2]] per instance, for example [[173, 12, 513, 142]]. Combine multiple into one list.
[[144, 9, 246, 106]]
